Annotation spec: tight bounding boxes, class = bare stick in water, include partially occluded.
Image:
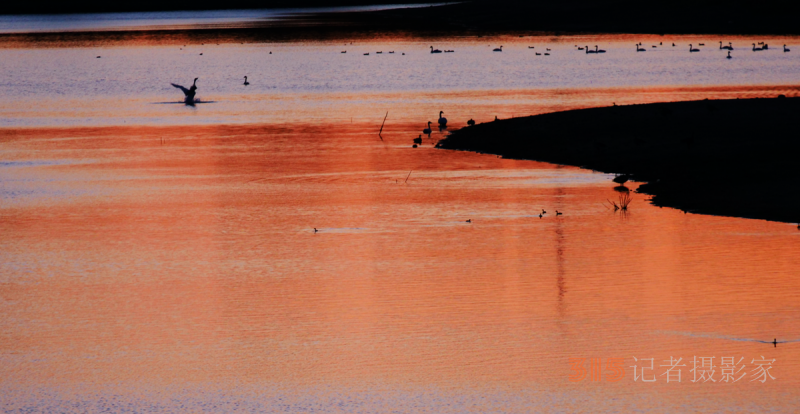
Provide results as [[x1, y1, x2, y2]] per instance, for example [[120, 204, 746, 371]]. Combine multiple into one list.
[[379, 111, 388, 140], [404, 170, 413, 183]]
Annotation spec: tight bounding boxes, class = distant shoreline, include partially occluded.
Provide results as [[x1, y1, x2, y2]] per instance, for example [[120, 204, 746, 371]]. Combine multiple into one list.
[[436, 97, 800, 224], [3, 1, 800, 38], [0, 1, 439, 16]]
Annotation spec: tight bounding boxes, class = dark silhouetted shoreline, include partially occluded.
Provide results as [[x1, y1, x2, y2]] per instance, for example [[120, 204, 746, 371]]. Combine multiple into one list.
[[0, 1, 436, 15], [4, 1, 800, 37], [437, 97, 800, 224], [299, 0, 800, 36]]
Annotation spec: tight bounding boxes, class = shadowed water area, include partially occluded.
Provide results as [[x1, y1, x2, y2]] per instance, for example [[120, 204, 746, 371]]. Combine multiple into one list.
[[1, 23, 800, 412]]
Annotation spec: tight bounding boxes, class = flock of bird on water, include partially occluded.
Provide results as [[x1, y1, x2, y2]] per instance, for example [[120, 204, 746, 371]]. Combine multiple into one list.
[[171, 39, 791, 104], [166, 41, 800, 234]]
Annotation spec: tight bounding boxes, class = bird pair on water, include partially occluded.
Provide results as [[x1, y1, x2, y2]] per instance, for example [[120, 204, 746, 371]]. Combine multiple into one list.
[[171, 76, 251, 105], [422, 111, 448, 135]]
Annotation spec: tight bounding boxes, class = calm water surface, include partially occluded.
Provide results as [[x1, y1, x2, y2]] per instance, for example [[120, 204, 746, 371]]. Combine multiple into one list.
[[1, 32, 799, 413]]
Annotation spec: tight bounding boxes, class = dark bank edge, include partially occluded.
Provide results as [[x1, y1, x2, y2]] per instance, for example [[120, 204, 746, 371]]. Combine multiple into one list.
[[436, 96, 800, 224]]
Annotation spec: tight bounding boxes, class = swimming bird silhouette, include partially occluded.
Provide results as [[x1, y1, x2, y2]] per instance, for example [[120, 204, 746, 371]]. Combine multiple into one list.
[[689, 44, 700, 52], [430, 46, 442, 53], [774, 338, 778, 347], [719, 41, 733, 50], [314, 228, 318, 233], [539, 213, 543, 218], [466, 219, 471, 223], [542, 209, 547, 214], [784, 44, 791, 52], [726, 51, 732, 59], [243, 76, 249, 86], [423, 121, 432, 135], [171, 77, 198, 105], [467, 118, 475, 126], [636, 44, 646, 52], [556, 210, 562, 215], [438, 111, 447, 127], [493, 46, 503, 52], [752, 43, 763, 51], [586, 45, 596, 54], [595, 45, 606, 53]]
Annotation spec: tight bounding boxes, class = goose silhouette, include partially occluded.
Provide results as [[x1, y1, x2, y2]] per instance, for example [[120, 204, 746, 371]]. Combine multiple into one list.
[[438, 111, 447, 127], [171, 77, 198, 105], [423, 121, 432, 135]]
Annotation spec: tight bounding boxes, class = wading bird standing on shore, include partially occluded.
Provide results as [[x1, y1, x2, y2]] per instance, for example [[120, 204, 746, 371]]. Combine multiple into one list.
[[171, 77, 198, 105]]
